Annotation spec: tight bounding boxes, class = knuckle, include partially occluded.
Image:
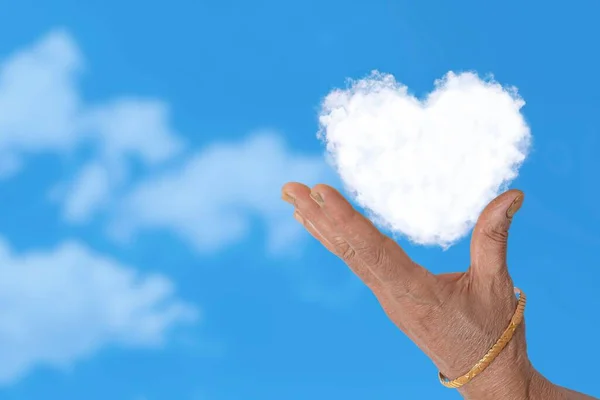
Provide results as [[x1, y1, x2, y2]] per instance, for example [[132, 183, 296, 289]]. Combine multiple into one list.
[[483, 226, 509, 244], [340, 246, 356, 262], [359, 242, 386, 268], [331, 237, 356, 261], [347, 225, 388, 267]]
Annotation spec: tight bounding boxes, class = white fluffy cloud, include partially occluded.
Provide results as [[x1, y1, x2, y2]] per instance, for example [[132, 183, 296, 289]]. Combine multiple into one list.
[[0, 30, 183, 222], [0, 31, 80, 157], [0, 238, 197, 384], [0, 32, 203, 385], [111, 132, 333, 254], [319, 71, 531, 247], [1, 31, 335, 254]]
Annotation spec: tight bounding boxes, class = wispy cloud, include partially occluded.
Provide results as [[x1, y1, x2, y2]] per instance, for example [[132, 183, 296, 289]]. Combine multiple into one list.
[[111, 131, 333, 255], [0, 30, 343, 388], [0, 29, 183, 222], [1, 30, 334, 255], [0, 29, 198, 385], [0, 238, 197, 384]]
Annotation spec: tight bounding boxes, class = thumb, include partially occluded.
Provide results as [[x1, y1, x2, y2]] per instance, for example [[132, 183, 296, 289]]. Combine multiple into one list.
[[469, 189, 524, 280]]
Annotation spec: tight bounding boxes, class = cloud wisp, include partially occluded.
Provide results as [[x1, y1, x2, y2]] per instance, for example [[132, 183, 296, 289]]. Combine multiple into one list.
[[0, 31, 198, 384], [0, 31, 335, 255], [111, 131, 334, 255], [0, 30, 183, 223], [0, 238, 197, 384]]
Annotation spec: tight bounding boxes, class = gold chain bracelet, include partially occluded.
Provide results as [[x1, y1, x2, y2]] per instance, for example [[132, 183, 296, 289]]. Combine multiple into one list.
[[438, 287, 526, 389]]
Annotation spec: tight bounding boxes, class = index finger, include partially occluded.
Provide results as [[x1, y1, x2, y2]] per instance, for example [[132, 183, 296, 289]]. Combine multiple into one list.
[[310, 184, 438, 296]]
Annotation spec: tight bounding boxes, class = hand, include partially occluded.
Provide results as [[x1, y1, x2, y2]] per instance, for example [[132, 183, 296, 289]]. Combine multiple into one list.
[[282, 183, 554, 399]]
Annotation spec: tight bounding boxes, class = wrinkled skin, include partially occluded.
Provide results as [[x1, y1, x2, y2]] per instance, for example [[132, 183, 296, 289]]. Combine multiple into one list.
[[281, 183, 596, 400]]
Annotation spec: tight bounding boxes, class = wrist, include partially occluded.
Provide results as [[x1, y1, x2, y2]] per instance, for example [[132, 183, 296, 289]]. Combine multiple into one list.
[[456, 326, 534, 399], [443, 326, 559, 399]]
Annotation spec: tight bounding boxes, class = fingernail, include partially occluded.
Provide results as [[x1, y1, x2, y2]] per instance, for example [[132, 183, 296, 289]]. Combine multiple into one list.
[[281, 191, 295, 205], [293, 210, 304, 224], [309, 191, 325, 206], [506, 194, 524, 219]]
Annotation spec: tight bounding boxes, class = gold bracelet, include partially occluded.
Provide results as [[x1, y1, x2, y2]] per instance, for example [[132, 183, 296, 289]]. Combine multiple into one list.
[[438, 287, 526, 389]]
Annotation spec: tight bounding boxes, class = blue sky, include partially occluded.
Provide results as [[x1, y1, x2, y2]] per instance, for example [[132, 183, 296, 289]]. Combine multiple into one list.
[[0, 0, 599, 399]]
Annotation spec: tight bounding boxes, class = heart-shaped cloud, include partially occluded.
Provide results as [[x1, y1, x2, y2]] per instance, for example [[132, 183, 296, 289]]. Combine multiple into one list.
[[318, 71, 531, 248]]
